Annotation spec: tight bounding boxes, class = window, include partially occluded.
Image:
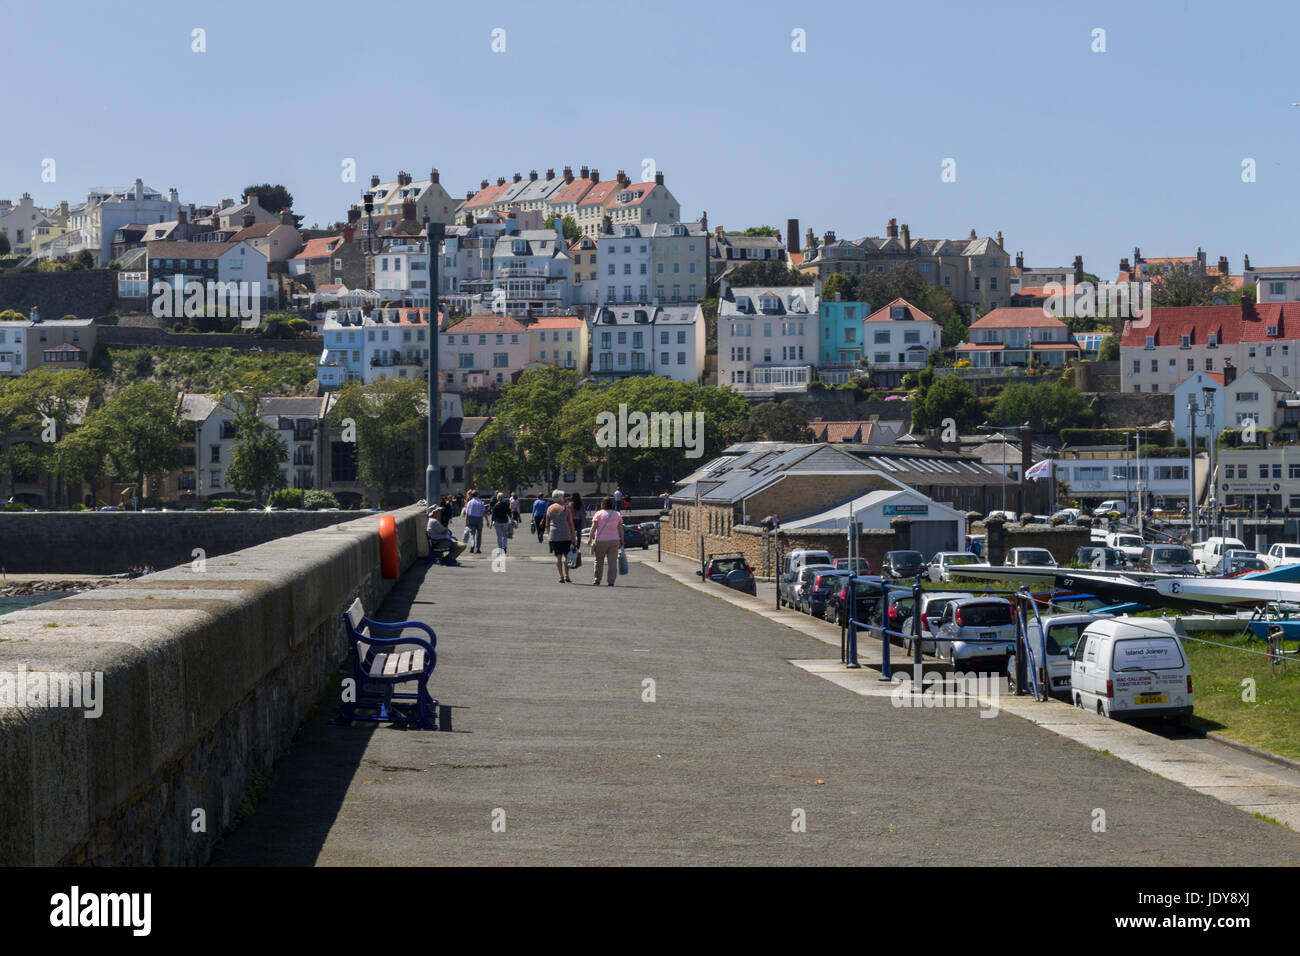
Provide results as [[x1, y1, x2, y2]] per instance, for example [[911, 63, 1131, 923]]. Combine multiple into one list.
[[875, 331, 891, 344], [1150, 360, 1158, 373], [1180, 334, 1191, 348], [1208, 333, 1218, 347], [1274, 464, 1283, 479], [1206, 358, 1214, 370], [661, 352, 670, 366], [493, 353, 508, 367], [210, 470, 221, 487], [1132, 360, 1140, 374], [210, 445, 221, 463], [1144, 335, 1155, 349], [1187, 358, 1194, 371], [1260, 464, 1270, 479]]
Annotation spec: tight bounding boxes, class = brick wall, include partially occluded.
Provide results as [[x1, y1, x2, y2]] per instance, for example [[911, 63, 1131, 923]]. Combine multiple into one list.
[[96, 324, 324, 354], [974, 521, 1091, 565]]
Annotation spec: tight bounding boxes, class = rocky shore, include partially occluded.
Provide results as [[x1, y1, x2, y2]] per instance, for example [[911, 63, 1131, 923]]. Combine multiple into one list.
[[0, 579, 116, 598]]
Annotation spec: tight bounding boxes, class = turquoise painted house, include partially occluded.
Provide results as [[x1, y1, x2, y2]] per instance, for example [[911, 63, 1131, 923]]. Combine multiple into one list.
[[818, 297, 869, 381]]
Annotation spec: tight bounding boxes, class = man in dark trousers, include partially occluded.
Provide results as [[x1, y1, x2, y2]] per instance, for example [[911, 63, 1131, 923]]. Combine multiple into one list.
[[531, 493, 549, 543]]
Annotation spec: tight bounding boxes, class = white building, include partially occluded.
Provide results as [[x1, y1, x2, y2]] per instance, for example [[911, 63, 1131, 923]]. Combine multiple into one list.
[[374, 236, 430, 305], [317, 307, 432, 388], [588, 302, 707, 381], [717, 282, 821, 393], [491, 224, 572, 317], [1172, 370, 1226, 447], [598, 221, 706, 306], [55, 180, 180, 266], [860, 297, 942, 368]]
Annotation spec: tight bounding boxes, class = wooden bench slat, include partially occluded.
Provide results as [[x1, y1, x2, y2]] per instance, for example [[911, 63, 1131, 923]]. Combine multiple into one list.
[[409, 648, 425, 674], [368, 653, 388, 678]]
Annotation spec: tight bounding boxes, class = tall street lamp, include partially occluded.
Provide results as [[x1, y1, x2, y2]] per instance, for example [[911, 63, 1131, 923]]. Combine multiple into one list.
[[363, 191, 377, 291], [426, 221, 443, 507]]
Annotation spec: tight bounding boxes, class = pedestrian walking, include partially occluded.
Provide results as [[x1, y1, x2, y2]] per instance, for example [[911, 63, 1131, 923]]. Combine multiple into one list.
[[531, 493, 548, 543], [509, 493, 520, 525], [463, 489, 486, 553], [543, 489, 575, 583], [587, 496, 626, 585], [440, 495, 452, 528], [569, 492, 585, 540], [661, 490, 671, 511], [613, 487, 623, 511], [491, 492, 513, 553]]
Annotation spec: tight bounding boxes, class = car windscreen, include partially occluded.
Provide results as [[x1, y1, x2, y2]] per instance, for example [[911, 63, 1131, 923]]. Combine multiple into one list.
[[959, 603, 1012, 627], [1045, 623, 1086, 656], [1116, 537, 1142, 548], [1151, 548, 1192, 563], [1113, 637, 1186, 670], [1019, 550, 1053, 565], [712, 558, 745, 574], [924, 597, 957, 617], [946, 554, 977, 565], [890, 552, 922, 564]]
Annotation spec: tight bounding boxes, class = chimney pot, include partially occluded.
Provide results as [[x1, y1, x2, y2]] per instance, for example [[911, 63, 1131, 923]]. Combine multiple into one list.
[[655, 171, 663, 186], [513, 172, 522, 183], [579, 165, 589, 179], [497, 177, 506, 186], [546, 168, 554, 179], [563, 166, 573, 182], [481, 180, 489, 190], [787, 218, 800, 254], [887, 218, 898, 238], [430, 168, 440, 183], [590, 168, 599, 182], [370, 175, 380, 188]]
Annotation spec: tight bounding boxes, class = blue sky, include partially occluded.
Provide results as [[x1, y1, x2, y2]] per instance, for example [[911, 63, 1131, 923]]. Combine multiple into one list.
[[7, 0, 1299, 277]]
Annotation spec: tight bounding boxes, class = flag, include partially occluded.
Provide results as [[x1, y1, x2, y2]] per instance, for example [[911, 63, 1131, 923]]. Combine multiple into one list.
[[1025, 459, 1053, 480]]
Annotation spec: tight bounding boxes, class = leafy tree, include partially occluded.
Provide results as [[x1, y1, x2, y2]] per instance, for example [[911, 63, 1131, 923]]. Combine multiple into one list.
[[303, 489, 340, 510], [1099, 333, 1120, 361], [243, 184, 295, 215], [0, 368, 100, 507], [472, 366, 580, 492], [98, 382, 186, 507], [0, 234, 9, 255], [542, 213, 581, 243], [1146, 264, 1233, 307], [329, 378, 426, 507], [912, 375, 981, 434], [821, 272, 855, 303], [990, 380, 1091, 433], [715, 261, 812, 289], [743, 400, 813, 441], [72, 250, 96, 270], [700, 297, 718, 353], [224, 391, 288, 504], [725, 225, 779, 237], [55, 412, 114, 508]]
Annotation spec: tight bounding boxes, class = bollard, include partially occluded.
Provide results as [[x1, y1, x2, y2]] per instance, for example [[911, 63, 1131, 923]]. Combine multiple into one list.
[[846, 572, 860, 668], [912, 573, 923, 671], [878, 579, 892, 681]]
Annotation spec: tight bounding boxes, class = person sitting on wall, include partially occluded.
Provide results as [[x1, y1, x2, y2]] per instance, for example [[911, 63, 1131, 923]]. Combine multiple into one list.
[[427, 508, 466, 564]]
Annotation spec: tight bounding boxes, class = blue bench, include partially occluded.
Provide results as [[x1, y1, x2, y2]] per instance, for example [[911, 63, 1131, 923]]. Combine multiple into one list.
[[334, 598, 439, 730]]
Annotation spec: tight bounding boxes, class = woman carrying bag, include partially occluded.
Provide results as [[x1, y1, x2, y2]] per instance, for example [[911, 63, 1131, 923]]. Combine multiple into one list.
[[587, 496, 626, 586], [542, 489, 575, 584]]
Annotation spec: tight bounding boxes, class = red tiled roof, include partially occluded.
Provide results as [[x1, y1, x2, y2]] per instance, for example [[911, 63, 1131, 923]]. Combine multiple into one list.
[[528, 315, 583, 329], [465, 182, 511, 208], [1030, 342, 1080, 350], [789, 252, 804, 268], [577, 180, 621, 207], [810, 421, 872, 443], [967, 307, 1068, 330], [954, 343, 1004, 351], [1013, 284, 1076, 298], [864, 297, 937, 323], [294, 235, 343, 260], [550, 178, 595, 206], [606, 183, 656, 208], [1204, 372, 1226, 385], [1118, 303, 1300, 347], [444, 313, 528, 334]]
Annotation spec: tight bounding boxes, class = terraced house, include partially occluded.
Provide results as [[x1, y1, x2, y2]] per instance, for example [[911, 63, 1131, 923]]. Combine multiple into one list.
[[717, 282, 821, 394], [955, 307, 1078, 368]]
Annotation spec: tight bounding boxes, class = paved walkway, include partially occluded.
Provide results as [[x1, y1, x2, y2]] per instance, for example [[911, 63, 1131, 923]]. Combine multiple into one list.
[[212, 532, 1300, 865]]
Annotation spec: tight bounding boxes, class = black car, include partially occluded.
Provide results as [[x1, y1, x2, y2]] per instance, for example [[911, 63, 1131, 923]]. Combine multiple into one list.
[[698, 553, 757, 596], [881, 550, 924, 579], [823, 576, 884, 627], [807, 569, 851, 617], [873, 587, 917, 637], [623, 524, 648, 549]]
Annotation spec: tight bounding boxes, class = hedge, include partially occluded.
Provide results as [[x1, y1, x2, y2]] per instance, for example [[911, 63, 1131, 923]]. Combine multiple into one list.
[[1060, 427, 1173, 447]]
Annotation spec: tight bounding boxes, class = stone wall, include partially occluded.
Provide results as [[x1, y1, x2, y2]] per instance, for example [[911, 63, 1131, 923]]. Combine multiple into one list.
[[1085, 391, 1173, 429], [96, 324, 324, 354], [975, 521, 1092, 565], [0, 271, 117, 318], [0, 510, 370, 574], [0, 505, 425, 865]]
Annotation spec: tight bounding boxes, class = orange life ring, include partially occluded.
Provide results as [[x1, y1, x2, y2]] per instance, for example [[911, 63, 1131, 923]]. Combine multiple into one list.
[[379, 514, 399, 579]]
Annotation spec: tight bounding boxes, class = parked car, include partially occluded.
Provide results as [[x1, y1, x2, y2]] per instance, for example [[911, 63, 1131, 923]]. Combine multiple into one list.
[[1192, 536, 1247, 574], [777, 550, 834, 608], [784, 563, 835, 611], [807, 570, 851, 617], [1092, 499, 1126, 517], [933, 597, 1017, 671], [1264, 542, 1300, 568], [834, 557, 871, 574], [1052, 508, 1083, 523], [1005, 547, 1057, 568], [1070, 617, 1192, 724], [1214, 554, 1268, 576], [1010, 612, 1105, 697], [823, 576, 885, 627], [869, 586, 917, 637], [928, 551, 980, 582], [1138, 544, 1197, 575], [1105, 532, 1147, 563], [697, 553, 757, 596], [1074, 545, 1127, 570], [985, 509, 1019, 523], [908, 591, 966, 654], [621, 524, 648, 549], [881, 550, 924, 579], [638, 521, 660, 544]]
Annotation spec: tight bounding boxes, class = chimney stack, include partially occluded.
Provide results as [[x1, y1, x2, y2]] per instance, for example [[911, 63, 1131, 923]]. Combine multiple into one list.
[[348, 205, 361, 225], [563, 166, 573, 182], [1073, 255, 1084, 285], [513, 172, 522, 183], [887, 218, 898, 239], [823, 230, 835, 247], [1244, 253, 1252, 271], [1241, 297, 1252, 323], [1223, 356, 1237, 386], [281, 209, 294, 226], [806, 227, 816, 251], [901, 223, 911, 252], [243, 210, 255, 228], [1015, 251, 1024, 270], [430, 168, 440, 184], [616, 170, 628, 186], [481, 180, 489, 191], [342, 225, 354, 244], [545, 168, 554, 180], [969, 228, 977, 240], [1133, 246, 1141, 265], [589, 168, 599, 182], [402, 199, 416, 221], [529, 170, 538, 181], [654, 171, 664, 186], [787, 218, 800, 254], [370, 175, 381, 188], [496, 177, 506, 186], [1218, 255, 1229, 276], [579, 165, 589, 179]]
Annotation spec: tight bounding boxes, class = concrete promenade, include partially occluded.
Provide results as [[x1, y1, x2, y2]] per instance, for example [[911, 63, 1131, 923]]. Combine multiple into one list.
[[212, 530, 1300, 866]]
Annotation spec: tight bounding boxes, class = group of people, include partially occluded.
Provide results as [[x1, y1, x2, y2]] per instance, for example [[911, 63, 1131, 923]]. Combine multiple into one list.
[[126, 565, 155, 578]]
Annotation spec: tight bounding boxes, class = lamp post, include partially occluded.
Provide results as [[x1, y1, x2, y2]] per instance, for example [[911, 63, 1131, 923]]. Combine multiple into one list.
[[1204, 387, 1217, 537], [425, 221, 443, 507], [1188, 392, 1199, 541], [363, 191, 376, 291]]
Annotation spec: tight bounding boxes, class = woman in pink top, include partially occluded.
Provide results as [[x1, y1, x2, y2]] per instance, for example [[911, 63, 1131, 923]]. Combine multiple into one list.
[[587, 496, 626, 586]]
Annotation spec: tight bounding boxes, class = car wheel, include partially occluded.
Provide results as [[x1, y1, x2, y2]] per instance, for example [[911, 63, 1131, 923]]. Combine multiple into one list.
[[1006, 660, 1018, 695], [904, 638, 913, 655], [1075, 693, 1084, 710], [1097, 700, 1106, 717]]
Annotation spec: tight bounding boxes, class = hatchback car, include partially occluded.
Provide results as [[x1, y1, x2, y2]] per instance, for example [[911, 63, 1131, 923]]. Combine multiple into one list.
[[823, 576, 885, 627], [623, 524, 648, 549], [807, 570, 851, 617], [1138, 544, 1197, 575], [908, 591, 965, 655], [1005, 547, 1057, 568], [1074, 545, 1127, 570], [1216, 555, 1268, 576], [638, 521, 659, 544], [697, 554, 757, 596], [869, 586, 917, 637], [881, 550, 924, 579], [928, 551, 980, 582], [933, 597, 1017, 671], [834, 557, 871, 574]]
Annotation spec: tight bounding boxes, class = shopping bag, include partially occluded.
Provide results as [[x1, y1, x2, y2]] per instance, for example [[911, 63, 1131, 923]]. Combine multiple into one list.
[[618, 548, 629, 575], [567, 546, 581, 569], [462, 527, 472, 544]]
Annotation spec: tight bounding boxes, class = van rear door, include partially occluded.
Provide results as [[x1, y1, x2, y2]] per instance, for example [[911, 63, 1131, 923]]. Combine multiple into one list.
[[1109, 636, 1187, 712]]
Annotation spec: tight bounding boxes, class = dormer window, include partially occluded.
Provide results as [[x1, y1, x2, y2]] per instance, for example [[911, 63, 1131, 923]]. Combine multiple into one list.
[[1268, 325, 1280, 337], [622, 225, 637, 237], [890, 305, 906, 320], [512, 240, 527, 255], [759, 296, 779, 311], [671, 225, 686, 237], [1180, 334, 1191, 348], [788, 296, 804, 312], [1208, 333, 1218, 348], [1144, 336, 1155, 349]]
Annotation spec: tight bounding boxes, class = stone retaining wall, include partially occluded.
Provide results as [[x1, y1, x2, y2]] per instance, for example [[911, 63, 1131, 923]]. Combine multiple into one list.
[[0, 505, 424, 865]]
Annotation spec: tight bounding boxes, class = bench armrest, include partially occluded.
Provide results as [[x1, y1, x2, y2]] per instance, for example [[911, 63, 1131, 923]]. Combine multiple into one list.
[[360, 617, 437, 648]]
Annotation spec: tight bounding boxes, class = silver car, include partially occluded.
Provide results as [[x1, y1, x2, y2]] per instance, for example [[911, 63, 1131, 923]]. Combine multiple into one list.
[[933, 597, 1017, 672], [927, 551, 980, 583], [908, 591, 965, 655]]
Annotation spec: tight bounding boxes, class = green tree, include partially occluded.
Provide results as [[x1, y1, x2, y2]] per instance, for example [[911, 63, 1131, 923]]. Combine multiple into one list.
[[1099, 333, 1120, 360], [223, 391, 288, 504], [1146, 264, 1232, 307], [821, 272, 856, 303], [98, 382, 186, 507], [0, 234, 10, 255], [329, 378, 426, 507], [473, 366, 580, 492], [743, 400, 813, 441], [542, 213, 581, 243], [715, 261, 812, 289], [0, 368, 100, 507], [991, 380, 1090, 433], [55, 412, 114, 508], [727, 225, 779, 237], [912, 375, 981, 434], [242, 183, 295, 215]]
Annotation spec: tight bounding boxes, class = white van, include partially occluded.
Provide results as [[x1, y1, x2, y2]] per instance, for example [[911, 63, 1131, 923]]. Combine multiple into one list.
[[1010, 612, 1107, 697], [777, 550, 834, 608], [1264, 542, 1300, 568], [1092, 499, 1126, 517], [1070, 618, 1192, 724], [1193, 537, 1246, 574]]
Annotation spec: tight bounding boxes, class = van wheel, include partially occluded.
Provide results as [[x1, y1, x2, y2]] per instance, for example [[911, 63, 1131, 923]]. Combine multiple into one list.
[[1075, 694, 1084, 710], [1097, 701, 1106, 717]]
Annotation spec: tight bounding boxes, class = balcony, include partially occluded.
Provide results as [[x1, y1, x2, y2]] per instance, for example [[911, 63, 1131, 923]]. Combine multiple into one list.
[[496, 265, 550, 279]]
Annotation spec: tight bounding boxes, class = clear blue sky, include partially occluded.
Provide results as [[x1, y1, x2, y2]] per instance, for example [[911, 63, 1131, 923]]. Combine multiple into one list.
[[7, 0, 1299, 277]]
